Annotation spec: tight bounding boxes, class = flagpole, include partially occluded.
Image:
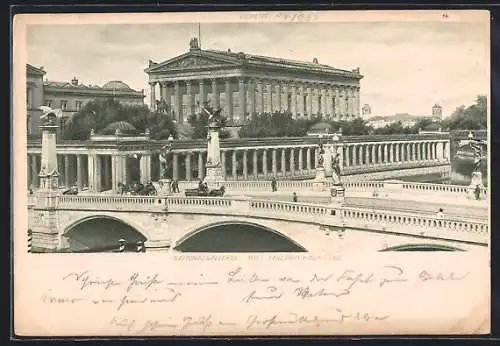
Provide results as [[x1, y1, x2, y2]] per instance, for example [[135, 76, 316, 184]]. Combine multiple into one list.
[[198, 23, 202, 49]]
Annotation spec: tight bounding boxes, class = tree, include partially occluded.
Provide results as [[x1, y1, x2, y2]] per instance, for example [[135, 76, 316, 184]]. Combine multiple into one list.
[[338, 117, 372, 136], [62, 98, 177, 140], [441, 95, 487, 130], [374, 121, 415, 135]]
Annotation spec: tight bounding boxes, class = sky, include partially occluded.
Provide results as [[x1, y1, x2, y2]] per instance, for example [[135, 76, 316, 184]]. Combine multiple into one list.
[[26, 21, 489, 118]]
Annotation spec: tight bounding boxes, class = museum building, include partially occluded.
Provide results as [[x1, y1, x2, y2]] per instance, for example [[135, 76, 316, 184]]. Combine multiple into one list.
[[26, 64, 145, 137], [145, 38, 363, 125]]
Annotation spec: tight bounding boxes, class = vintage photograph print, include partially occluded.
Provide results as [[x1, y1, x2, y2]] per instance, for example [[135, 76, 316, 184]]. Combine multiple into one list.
[[13, 10, 490, 337]]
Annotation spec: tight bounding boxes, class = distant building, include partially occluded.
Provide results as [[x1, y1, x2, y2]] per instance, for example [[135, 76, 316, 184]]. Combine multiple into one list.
[[26, 64, 145, 137], [362, 104, 371, 116], [432, 103, 443, 119], [145, 37, 363, 125], [367, 116, 417, 129]]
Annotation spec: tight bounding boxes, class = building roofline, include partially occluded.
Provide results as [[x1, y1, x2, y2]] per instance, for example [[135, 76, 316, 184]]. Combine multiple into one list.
[[145, 48, 363, 79], [26, 64, 46, 76]]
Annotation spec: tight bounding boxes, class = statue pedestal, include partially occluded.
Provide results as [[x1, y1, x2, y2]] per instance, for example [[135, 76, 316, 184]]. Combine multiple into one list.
[[467, 171, 485, 200], [158, 179, 172, 196], [330, 183, 346, 205], [205, 164, 225, 187], [313, 167, 327, 191]]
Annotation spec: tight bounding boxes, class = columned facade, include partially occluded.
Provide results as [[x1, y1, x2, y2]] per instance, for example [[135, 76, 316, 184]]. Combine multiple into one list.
[[145, 39, 363, 123], [26, 137, 451, 191]]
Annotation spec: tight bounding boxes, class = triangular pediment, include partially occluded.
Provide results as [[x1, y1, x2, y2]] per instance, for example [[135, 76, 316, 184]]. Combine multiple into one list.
[[146, 51, 240, 73]]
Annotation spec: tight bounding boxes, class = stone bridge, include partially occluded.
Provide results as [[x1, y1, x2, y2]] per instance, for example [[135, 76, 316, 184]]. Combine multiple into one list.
[[28, 190, 488, 254]]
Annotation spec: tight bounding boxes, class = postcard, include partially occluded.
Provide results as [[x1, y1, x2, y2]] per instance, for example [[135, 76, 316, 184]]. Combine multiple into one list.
[[13, 10, 490, 336]]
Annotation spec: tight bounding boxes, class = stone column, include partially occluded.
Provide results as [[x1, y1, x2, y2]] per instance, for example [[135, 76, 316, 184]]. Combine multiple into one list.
[[371, 145, 376, 165], [344, 146, 350, 167], [290, 148, 295, 175], [211, 79, 220, 109], [253, 150, 258, 177], [358, 145, 363, 165], [282, 82, 289, 112], [199, 80, 206, 106], [334, 87, 341, 119], [306, 147, 312, 170], [149, 82, 156, 110], [160, 82, 169, 105], [327, 87, 334, 118], [87, 154, 95, 191], [186, 80, 194, 119], [111, 154, 119, 192], [276, 82, 282, 112], [29, 155, 36, 188], [266, 82, 273, 113], [389, 143, 395, 163], [258, 80, 265, 114], [395, 143, 400, 162], [185, 153, 192, 181], [238, 78, 246, 121], [281, 148, 286, 175], [225, 78, 233, 120], [262, 149, 268, 177], [377, 144, 382, 164], [321, 87, 327, 117], [306, 85, 313, 117], [95, 155, 103, 192], [232, 150, 237, 178], [248, 79, 256, 116], [198, 152, 204, 179], [298, 148, 303, 171], [140, 154, 151, 183], [411, 142, 416, 161], [221, 150, 226, 179], [272, 149, 277, 176], [352, 145, 357, 166], [63, 155, 70, 187], [291, 83, 297, 118], [364, 145, 370, 166], [174, 81, 181, 123], [172, 153, 179, 181], [383, 144, 388, 163], [242, 150, 248, 179]]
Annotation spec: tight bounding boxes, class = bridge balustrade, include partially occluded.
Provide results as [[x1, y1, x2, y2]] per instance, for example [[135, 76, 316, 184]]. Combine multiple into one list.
[[341, 206, 488, 244], [54, 194, 488, 244]]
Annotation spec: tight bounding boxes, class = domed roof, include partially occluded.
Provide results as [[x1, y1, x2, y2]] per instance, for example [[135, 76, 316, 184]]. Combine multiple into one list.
[[308, 121, 333, 133], [102, 80, 132, 90], [100, 121, 138, 135]]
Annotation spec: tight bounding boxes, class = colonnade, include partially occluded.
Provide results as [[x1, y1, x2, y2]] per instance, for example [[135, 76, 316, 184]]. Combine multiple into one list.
[[27, 139, 450, 193], [343, 140, 450, 167], [150, 77, 360, 124]]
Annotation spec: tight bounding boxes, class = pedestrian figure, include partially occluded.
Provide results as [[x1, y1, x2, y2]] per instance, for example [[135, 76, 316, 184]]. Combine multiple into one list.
[[293, 192, 298, 202], [474, 184, 481, 200], [173, 180, 179, 193], [271, 177, 277, 192]]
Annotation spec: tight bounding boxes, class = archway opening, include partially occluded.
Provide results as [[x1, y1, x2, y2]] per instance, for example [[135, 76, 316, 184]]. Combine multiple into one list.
[[380, 244, 465, 252], [174, 221, 307, 253], [65, 217, 147, 252]]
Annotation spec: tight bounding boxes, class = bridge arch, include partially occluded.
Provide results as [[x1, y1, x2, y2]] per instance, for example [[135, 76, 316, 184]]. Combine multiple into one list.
[[63, 215, 148, 252], [380, 243, 465, 252], [174, 220, 308, 253]]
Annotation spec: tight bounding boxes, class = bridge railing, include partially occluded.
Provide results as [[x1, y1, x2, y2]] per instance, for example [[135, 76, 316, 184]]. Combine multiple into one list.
[[176, 179, 486, 196], [57, 195, 166, 212], [55, 194, 488, 244]]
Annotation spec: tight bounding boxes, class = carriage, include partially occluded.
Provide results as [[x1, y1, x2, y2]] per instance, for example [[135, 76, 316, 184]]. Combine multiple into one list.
[[184, 185, 225, 197]]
